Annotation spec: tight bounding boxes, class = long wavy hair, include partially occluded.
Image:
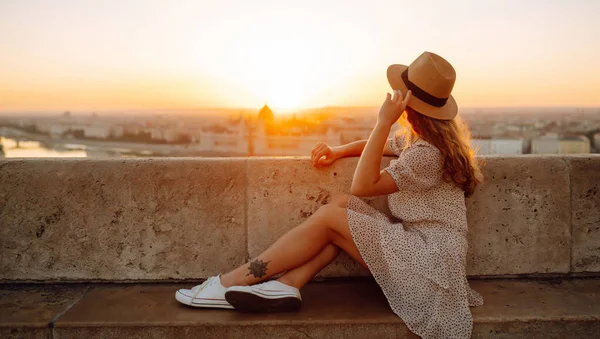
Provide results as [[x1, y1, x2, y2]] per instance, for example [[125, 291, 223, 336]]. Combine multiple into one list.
[[398, 106, 483, 197]]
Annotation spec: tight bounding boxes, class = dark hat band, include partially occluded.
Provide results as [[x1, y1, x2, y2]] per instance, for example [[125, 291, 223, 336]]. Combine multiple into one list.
[[401, 69, 449, 108]]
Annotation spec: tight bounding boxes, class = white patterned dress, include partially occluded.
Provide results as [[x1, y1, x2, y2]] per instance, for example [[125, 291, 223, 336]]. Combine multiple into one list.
[[347, 136, 484, 339]]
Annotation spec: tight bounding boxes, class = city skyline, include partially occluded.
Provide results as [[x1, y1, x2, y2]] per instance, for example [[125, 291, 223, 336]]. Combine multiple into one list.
[[2, 105, 599, 118], [1, 0, 600, 112]]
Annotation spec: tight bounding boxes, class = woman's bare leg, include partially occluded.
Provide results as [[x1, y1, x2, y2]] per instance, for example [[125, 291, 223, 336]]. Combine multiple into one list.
[[276, 244, 340, 289], [220, 194, 366, 288], [276, 195, 369, 289]]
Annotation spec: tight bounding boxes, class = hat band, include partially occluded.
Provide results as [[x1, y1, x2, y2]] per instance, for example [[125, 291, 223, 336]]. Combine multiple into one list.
[[401, 69, 449, 107]]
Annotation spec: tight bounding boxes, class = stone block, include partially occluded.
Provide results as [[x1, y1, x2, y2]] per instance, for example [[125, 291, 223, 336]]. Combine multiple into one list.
[[0, 284, 87, 339], [48, 279, 600, 339], [470, 278, 600, 338], [0, 158, 246, 280], [569, 155, 600, 272], [246, 157, 392, 278], [466, 156, 571, 275]]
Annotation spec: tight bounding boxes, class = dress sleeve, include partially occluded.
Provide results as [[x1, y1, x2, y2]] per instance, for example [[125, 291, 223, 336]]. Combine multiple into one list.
[[388, 134, 405, 156], [384, 145, 442, 191]]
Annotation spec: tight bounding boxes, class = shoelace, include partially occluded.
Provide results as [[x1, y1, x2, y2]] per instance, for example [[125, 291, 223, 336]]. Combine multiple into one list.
[[191, 277, 216, 299]]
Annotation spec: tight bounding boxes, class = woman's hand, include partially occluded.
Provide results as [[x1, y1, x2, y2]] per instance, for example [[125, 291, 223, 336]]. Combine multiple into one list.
[[311, 142, 343, 167], [378, 89, 412, 128]]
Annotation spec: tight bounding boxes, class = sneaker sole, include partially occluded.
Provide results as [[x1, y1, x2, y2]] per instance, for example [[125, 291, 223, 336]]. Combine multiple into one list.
[[225, 290, 302, 313], [175, 290, 234, 309]]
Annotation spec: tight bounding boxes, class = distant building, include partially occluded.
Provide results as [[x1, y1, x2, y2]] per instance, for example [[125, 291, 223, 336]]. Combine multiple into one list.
[[470, 138, 524, 155], [35, 120, 53, 133], [186, 105, 344, 156], [328, 118, 375, 144], [531, 137, 560, 154], [123, 123, 146, 135], [257, 105, 274, 122], [531, 135, 590, 154], [162, 127, 191, 143], [163, 129, 180, 143], [559, 136, 590, 154], [471, 139, 491, 155], [49, 124, 69, 138], [490, 139, 524, 154], [83, 124, 111, 139], [110, 125, 125, 138], [198, 131, 247, 153], [150, 128, 165, 140]]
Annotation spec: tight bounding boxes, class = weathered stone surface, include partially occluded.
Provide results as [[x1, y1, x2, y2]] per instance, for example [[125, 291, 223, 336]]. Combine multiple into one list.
[[44, 279, 600, 338], [1, 155, 598, 281], [0, 284, 88, 339], [246, 157, 392, 278], [569, 155, 600, 272], [470, 278, 600, 338], [0, 159, 246, 280], [466, 156, 571, 276], [55, 281, 416, 339]]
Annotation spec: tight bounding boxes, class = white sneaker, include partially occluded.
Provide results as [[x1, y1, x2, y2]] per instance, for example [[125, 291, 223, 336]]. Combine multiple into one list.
[[225, 280, 302, 313], [175, 275, 234, 309]]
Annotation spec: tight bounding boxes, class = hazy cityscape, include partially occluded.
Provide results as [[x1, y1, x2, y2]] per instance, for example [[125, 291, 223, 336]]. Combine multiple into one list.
[[0, 106, 599, 158]]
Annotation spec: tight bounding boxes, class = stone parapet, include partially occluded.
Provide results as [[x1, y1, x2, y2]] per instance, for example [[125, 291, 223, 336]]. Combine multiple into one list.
[[1, 155, 599, 281]]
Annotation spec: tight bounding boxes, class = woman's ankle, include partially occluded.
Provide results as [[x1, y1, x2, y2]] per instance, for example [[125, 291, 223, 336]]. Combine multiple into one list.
[[220, 271, 255, 288], [276, 276, 302, 289], [219, 273, 236, 288]]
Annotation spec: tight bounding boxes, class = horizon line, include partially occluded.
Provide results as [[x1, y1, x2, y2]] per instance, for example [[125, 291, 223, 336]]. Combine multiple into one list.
[[2, 104, 600, 115]]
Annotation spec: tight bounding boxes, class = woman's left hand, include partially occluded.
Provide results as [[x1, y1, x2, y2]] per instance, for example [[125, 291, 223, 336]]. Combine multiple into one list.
[[311, 142, 342, 167], [377, 90, 412, 127]]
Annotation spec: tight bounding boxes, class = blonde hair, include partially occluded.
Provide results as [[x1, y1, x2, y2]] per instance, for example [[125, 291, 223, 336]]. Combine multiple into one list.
[[398, 106, 483, 197]]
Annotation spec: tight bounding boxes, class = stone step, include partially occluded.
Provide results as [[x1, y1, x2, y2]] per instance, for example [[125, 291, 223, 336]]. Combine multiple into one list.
[[2, 278, 599, 338], [1, 156, 599, 282]]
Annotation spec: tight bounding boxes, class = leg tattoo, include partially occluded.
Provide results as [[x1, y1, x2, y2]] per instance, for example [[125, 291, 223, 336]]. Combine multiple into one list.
[[245, 259, 271, 278]]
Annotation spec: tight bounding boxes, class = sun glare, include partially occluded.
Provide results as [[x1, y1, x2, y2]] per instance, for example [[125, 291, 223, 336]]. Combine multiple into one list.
[[198, 10, 361, 113], [221, 36, 329, 112], [2, 3, 600, 111]]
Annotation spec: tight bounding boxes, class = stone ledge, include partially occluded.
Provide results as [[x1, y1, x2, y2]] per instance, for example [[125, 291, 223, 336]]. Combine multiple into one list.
[[0, 159, 247, 281], [568, 156, 600, 272], [466, 156, 570, 275], [0, 155, 599, 281], [1, 278, 600, 339]]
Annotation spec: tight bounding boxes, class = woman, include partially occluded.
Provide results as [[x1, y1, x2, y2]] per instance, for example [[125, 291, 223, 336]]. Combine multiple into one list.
[[175, 51, 484, 339]]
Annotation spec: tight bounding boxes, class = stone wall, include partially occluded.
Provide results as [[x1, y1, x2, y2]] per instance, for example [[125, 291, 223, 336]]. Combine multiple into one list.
[[1, 155, 598, 282]]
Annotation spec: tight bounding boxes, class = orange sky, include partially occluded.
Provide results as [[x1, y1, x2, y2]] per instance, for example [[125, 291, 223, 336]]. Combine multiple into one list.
[[1, 0, 599, 112]]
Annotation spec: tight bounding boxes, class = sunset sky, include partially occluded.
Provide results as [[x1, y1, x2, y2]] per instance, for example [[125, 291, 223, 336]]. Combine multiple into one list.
[[1, 0, 599, 112]]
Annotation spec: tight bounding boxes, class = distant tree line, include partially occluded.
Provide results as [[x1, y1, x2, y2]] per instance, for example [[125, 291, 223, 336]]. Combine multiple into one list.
[[61, 129, 193, 145], [0, 123, 192, 145]]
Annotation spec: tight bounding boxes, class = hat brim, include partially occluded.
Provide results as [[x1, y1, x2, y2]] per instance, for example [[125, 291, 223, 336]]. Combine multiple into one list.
[[387, 64, 458, 120]]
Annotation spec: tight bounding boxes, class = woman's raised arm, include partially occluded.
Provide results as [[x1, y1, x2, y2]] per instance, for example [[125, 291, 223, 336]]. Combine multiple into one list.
[[350, 90, 411, 197]]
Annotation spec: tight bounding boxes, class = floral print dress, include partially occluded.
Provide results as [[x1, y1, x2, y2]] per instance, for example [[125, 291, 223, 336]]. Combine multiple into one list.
[[346, 136, 483, 339]]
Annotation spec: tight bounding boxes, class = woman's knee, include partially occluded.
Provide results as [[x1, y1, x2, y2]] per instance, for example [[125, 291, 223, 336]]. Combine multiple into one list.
[[313, 203, 348, 235], [314, 203, 338, 219], [316, 195, 348, 217], [329, 193, 351, 208]]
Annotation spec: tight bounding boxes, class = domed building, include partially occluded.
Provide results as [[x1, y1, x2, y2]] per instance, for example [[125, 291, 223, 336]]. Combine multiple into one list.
[[257, 104, 274, 122]]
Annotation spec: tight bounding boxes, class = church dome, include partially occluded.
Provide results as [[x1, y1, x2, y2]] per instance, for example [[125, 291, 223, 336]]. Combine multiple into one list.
[[257, 105, 274, 121]]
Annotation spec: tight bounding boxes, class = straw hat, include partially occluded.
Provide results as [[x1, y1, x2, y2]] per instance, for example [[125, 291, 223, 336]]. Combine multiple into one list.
[[387, 51, 458, 120]]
